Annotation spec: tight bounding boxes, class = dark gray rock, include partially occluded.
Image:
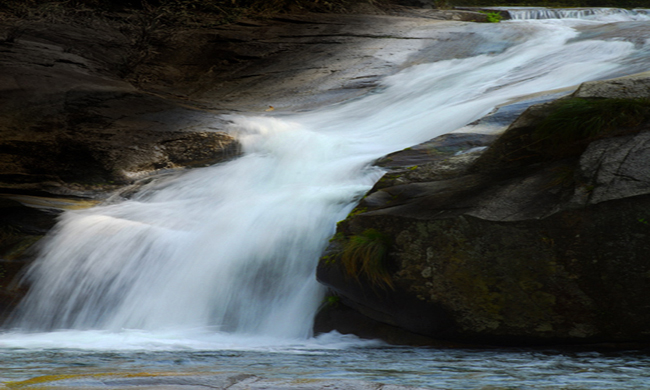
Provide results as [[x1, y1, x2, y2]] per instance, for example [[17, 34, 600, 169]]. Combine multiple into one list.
[[138, 13, 487, 112], [572, 71, 650, 99], [0, 20, 240, 195], [574, 131, 650, 205], [316, 74, 650, 346], [0, 9, 484, 195]]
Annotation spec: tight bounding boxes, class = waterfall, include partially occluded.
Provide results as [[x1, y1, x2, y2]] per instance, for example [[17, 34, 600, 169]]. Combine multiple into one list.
[[506, 7, 650, 20], [3, 11, 649, 349]]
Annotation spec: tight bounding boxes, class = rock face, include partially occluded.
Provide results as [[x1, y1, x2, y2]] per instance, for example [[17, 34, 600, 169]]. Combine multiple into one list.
[[0, 7, 481, 321], [316, 74, 650, 346], [0, 13, 245, 318], [0, 8, 481, 195], [0, 18, 239, 195], [135, 12, 488, 112]]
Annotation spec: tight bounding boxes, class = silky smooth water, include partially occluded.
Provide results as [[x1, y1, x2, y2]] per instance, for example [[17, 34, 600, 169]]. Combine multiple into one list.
[[2, 10, 650, 389], [506, 7, 650, 20]]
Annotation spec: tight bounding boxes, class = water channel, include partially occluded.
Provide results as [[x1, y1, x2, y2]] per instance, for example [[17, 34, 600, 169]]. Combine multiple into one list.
[[1, 8, 650, 389]]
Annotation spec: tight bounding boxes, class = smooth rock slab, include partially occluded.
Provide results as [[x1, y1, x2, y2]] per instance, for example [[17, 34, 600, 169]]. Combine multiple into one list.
[[572, 71, 650, 99]]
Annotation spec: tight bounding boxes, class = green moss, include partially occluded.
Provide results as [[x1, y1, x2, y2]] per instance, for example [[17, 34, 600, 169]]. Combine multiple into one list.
[[411, 220, 565, 332], [346, 206, 368, 219], [340, 229, 393, 289], [4, 236, 41, 260], [480, 10, 503, 22], [434, 0, 451, 9], [328, 232, 345, 243], [425, 148, 445, 156], [448, 264, 505, 323], [323, 295, 340, 307], [533, 97, 650, 157], [378, 173, 402, 183], [441, 251, 561, 331], [0, 226, 44, 261]]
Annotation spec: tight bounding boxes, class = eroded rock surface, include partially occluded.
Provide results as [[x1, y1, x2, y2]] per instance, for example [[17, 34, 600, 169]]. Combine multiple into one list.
[[135, 12, 487, 112]]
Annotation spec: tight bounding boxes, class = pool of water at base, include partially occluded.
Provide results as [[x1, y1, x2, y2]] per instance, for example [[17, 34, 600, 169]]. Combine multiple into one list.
[[1, 339, 650, 389]]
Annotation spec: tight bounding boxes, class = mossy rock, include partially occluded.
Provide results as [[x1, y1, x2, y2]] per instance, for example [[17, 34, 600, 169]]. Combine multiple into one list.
[[316, 90, 650, 346], [473, 97, 650, 173]]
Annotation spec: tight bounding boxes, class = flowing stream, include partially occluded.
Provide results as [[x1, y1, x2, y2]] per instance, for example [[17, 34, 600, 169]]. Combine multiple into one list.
[[2, 9, 650, 389]]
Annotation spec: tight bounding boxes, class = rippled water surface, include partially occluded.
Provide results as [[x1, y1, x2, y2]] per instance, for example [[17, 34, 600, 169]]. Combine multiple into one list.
[[1, 340, 650, 389]]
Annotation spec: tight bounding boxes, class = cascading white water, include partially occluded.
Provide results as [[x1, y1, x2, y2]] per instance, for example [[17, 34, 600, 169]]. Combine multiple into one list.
[[506, 7, 650, 20], [3, 11, 650, 350]]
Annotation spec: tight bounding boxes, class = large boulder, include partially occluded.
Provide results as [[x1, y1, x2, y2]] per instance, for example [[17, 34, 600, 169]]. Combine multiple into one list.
[[316, 74, 650, 346]]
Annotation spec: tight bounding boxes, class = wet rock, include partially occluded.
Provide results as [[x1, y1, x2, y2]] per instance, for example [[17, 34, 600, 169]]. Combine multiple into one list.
[[138, 13, 483, 112], [0, 196, 59, 319], [0, 6, 485, 324], [0, 20, 239, 195], [376, 133, 496, 169], [0, 9, 482, 196], [316, 73, 650, 346], [0, 20, 244, 317]]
